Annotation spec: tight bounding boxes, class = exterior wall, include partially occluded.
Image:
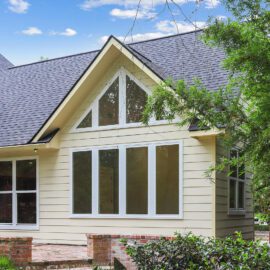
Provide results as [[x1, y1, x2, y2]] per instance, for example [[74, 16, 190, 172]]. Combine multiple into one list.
[[215, 138, 254, 240], [0, 237, 32, 265], [0, 56, 216, 244]]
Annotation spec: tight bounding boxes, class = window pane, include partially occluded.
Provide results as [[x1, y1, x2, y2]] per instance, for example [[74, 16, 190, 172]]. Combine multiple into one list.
[[77, 110, 92, 129], [230, 150, 238, 178], [0, 161, 12, 191], [0, 194, 12, 223], [17, 193, 36, 224], [238, 151, 245, 180], [126, 76, 147, 123], [16, 160, 36, 191], [99, 78, 119, 126], [238, 182, 245, 209], [156, 145, 179, 215], [73, 151, 92, 214], [229, 179, 236, 209], [99, 149, 119, 214], [126, 147, 148, 214]]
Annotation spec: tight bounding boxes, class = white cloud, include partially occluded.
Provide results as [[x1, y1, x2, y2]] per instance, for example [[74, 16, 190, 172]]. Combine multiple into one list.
[[80, 0, 221, 11], [110, 8, 156, 19], [156, 20, 207, 33], [21, 27, 42, 36], [100, 32, 167, 44], [99, 19, 207, 45], [60, 28, 77, 36], [80, 0, 193, 11], [50, 28, 77, 37], [8, 0, 30, 13], [204, 0, 220, 9]]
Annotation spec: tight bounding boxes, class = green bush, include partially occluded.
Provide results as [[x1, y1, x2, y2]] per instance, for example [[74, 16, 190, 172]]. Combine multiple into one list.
[[0, 257, 16, 270], [123, 232, 270, 270]]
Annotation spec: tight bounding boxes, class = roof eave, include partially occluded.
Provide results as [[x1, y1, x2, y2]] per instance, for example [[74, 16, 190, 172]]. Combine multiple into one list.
[[189, 128, 225, 138]]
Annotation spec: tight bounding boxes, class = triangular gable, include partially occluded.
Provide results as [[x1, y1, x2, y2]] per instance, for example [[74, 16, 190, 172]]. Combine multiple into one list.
[[72, 67, 151, 132], [31, 36, 164, 143]]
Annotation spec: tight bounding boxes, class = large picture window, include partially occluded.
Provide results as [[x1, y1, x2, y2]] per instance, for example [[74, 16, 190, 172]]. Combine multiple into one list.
[[71, 141, 183, 218], [229, 149, 245, 212], [0, 158, 38, 228]]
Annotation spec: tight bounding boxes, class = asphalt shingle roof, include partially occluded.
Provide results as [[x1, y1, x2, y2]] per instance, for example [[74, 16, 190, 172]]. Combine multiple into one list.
[[0, 54, 13, 70], [0, 30, 229, 147]]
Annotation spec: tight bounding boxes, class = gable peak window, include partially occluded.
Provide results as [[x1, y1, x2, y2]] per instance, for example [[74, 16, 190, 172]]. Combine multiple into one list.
[[126, 75, 147, 123], [75, 69, 149, 131], [77, 110, 92, 129]]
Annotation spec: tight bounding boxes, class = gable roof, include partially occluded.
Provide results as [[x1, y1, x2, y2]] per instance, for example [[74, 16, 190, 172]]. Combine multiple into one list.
[[0, 54, 13, 70], [0, 30, 229, 148]]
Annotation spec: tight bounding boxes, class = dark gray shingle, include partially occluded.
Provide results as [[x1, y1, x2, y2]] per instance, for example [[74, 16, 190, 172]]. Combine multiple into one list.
[[0, 54, 13, 70], [0, 31, 228, 147]]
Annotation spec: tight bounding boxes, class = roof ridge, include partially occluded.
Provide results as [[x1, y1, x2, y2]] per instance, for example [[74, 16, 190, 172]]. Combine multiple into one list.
[[9, 49, 100, 69], [9, 30, 203, 70], [128, 29, 203, 45]]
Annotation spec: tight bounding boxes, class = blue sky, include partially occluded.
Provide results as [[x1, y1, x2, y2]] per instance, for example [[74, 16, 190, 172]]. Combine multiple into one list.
[[0, 0, 231, 65]]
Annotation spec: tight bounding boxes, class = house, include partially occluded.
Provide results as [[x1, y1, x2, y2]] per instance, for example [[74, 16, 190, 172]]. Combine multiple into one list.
[[0, 30, 253, 246]]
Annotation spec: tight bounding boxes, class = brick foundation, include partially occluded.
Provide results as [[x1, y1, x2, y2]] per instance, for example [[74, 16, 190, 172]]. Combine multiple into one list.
[[0, 237, 32, 266], [86, 234, 173, 269]]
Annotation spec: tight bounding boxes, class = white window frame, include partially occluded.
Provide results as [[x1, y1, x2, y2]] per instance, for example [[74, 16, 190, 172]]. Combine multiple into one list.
[[228, 149, 246, 215], [71, 67, 173, 133], [0, 156, 39, 230], [70, 140, 183, 219]]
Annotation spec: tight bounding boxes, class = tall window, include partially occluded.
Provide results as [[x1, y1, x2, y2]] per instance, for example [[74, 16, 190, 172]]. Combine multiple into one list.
[[126, 147, 148, 214], [229, 149, 245, 211], [0, 159, 37, 228], [71, 141, 182, 218], [99, 149, 119, 214], [73, 151, 92, 214], [75, 70, 150, 131]]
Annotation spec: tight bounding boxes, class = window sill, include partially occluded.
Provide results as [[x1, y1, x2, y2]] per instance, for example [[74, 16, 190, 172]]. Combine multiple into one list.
[[0, 225, 39, 231], [228, 210, 246, 216], [71, 119, 179, 134], [69, 214, 183, 220]]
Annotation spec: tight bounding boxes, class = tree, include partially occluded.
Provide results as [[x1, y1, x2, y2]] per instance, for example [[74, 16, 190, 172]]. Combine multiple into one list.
[[143, 0, 270, 219]]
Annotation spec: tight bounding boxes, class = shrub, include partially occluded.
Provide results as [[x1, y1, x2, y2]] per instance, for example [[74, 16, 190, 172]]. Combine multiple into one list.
[[0, 257, 16, 270], [123, 232, 270, 270]]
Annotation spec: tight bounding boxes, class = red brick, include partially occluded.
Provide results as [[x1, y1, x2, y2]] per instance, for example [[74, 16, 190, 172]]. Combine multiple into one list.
[[0, 237, 32, 266]]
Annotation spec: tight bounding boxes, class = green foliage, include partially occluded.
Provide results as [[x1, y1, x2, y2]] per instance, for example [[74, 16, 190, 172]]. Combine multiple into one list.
[[124, 232, 270, 270], [143, 0, 270, 217], [256, 213, 269, 223], [0, 257, 16, 270]]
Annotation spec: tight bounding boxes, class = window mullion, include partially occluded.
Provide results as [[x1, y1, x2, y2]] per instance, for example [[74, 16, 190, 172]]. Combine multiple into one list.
[[148, 144, 156, 216], [119, 145, 126, 216], [92, 101, 98, 128], [92, 149, 98, 215], [12, 160, 17, 227], [119, 70, 126, 126], [235, 180, 239, 209]]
